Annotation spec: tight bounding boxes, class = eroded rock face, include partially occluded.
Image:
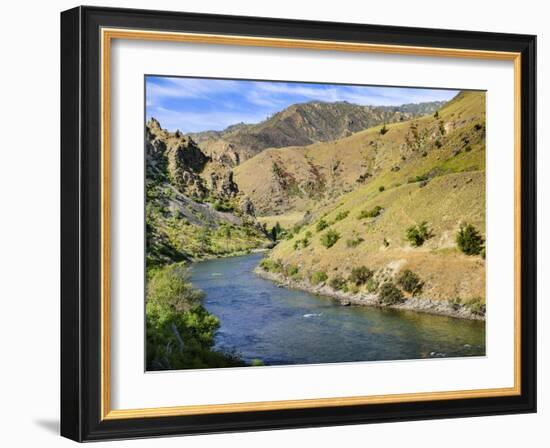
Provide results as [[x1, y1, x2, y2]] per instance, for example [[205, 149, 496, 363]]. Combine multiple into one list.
[[146, 119, 212, 199]]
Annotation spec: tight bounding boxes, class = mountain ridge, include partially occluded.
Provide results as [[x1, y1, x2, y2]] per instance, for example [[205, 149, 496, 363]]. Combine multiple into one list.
[[186, 99, 449, 165]]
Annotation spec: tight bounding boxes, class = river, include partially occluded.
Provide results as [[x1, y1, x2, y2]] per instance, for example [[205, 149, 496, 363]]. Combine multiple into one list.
[[189, 253, 485, 366]]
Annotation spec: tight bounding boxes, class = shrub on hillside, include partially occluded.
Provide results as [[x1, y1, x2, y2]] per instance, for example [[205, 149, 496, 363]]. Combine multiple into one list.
[[348, 266, 374, 286], [380, 124, 389, 135], [378, 282, 405, 305], [316, 219, 329, 232], [334, 210, 349, 222], [456, 223, 485, 255], [396, 269, 424, 296], [329, 275, 347, 291], [320, 229, 340, 248], [310, 271, 328, 285], [379, 185, 385, 192], [406, 221, 433, 247], [358, 205, 383, 219], [366, 278, 379, 293], [285, 264, 299, 277], [259, 258, 283, 273]]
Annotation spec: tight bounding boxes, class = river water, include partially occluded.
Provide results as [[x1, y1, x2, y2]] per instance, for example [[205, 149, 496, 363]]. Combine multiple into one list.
[[189, 253, 485, 366]]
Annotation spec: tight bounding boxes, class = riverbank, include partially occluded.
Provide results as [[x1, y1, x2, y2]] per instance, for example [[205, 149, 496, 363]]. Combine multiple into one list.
[[255, 268, 485, 321]]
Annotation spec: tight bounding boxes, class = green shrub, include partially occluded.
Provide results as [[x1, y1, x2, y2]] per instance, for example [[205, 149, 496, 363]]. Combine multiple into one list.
[[316, 219, 329, 232], [329, 275, 347, 291], [346, 237, 364, 248], [270, 222, 284, 240], [366, 278, 379, 293], [310, 271, 328, 285], [434, 110, 439, 119], [379, 185, 385, 192], [213, 201, 234, 212], [358, 205, 383, 219], [383, 237, 390, 247], [334, 210, 349, 222], [380, 124, 389, 135], [465, 297, 486, 316], [259, 258, 283, 273], [146, 264, 244, 371], [396, 269, 424, 296], [435, 139, 442, 148], [251, 359, 264, 366], [285, 264, 299, 277], [378, 282, 404, 305], [407, 174, 429, 184], [348, 266, 374, 286], [456, 223, 485, 255], [406, 221, 433, 247], [320, 229, 340, 248]]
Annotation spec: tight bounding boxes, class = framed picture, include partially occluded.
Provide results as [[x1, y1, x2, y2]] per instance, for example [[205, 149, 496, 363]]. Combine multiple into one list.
[[60, 6, 536, 442]]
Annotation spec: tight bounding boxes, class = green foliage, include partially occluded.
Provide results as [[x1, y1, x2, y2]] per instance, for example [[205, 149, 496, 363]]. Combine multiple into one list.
[[435, 139, 442, 148], [379, 185, 385, 192], [383, 237, 390, 247], [271, 222, 284, 241], [396, 269, 424, 296], [434, 110, 439, 119], [310, 271, 328, 285], [213, 201, 234, 212], [146, 264, 204, 314], [285, 264, 299, 277], [259, 258, 283, 273], [378, 282, 405, 305], [366, 278, 379, 293], [358, 205, 383, 219], [465, 298, 486, 316], [456, 223, 485, 255], [315, 219, 330, 232], [329, 275, 347, 291], [348, 266, 374, 286], [334, 210, 350, 222], [406, 221, 433, 247], [320, 229, 340, 248], [251, 359, 264, 367], [407, 174, 429, 184], [380, 124, 389, 135], [146, 264, 244, 370]]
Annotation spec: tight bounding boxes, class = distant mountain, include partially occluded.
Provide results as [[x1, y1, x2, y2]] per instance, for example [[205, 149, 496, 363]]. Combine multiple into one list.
[[188, 100, 448, 165]]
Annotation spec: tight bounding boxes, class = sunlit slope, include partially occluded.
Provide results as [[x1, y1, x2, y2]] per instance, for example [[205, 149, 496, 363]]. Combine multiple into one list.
[[234, 91, 485, 218], [259, 91, 487, 302]]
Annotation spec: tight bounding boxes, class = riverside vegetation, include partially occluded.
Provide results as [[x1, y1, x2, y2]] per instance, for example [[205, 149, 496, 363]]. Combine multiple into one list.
[[145, 91, 487, 370]]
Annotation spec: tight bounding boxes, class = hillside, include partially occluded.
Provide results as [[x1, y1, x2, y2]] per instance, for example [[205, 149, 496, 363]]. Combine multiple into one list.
[[190, 100, 445, 165], [145, 118, 270, 268], [255, 91, 487, 313]]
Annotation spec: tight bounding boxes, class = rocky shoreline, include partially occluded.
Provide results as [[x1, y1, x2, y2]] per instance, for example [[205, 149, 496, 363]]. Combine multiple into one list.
[[255, 268, 485, 321]]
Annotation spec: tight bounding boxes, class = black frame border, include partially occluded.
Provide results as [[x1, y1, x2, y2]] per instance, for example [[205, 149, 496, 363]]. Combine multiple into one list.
[[61, 6, 536, 442]]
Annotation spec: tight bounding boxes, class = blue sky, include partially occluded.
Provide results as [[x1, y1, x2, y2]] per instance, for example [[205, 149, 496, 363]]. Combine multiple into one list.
[[146, 76, 459, 133]]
